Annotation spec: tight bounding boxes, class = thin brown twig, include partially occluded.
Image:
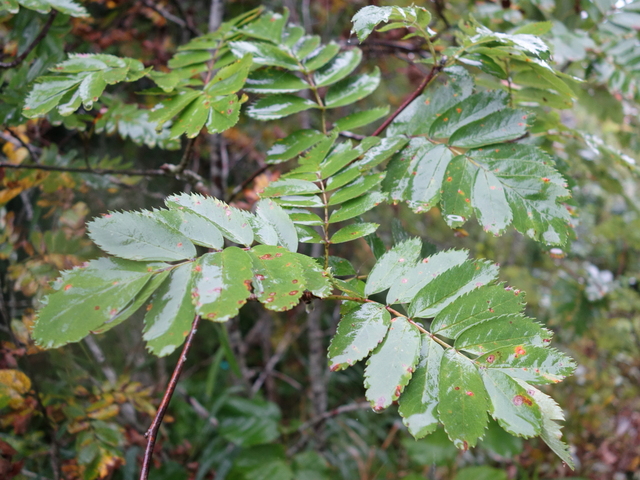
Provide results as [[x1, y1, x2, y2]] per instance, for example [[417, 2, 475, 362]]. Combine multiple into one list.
[[0, 11, 58, 69], [371, 61, 445, 137], [140, 315, 201, 480], [0, 162, 167, 176]]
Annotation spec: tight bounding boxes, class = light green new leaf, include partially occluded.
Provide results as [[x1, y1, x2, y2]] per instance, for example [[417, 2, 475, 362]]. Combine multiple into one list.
[[477, 346, 576, 385], [292, 254, 333, 298], [398, 336, 444, 438], [205, 54, 253, 97], [166, 193, 254, 247], [193, 248, 253, 321], [515, 380, 575, 468], [249, 245, 306, 311], [386, 249, 470, 305], [246, 94, 317, 120], [431, 284, 525, 338], [351, 5, 431, 42], [364, 317, 421, 410], [325, 68, 381, 108], [87, 211, 196, 262], [254, 199, 298, 251], [448, 109, 532, 148], [143, 264, 196, 357], [244, 69, 310, 94], [330, 222, 379, 244], [365, 237, 422, 296], [333, 106, 389, 131], [328, 302, 391, 371], [34, 258, 163, 348], [313, 48, 363, 87], [408, 260, 499, 318], [154, 209, 224, 250], [438, 349, 489, 449], [455, 314, 552, 354], [266, 130, 325, 164], [329, 191, 386, 223], [481, 370, 542, 437]]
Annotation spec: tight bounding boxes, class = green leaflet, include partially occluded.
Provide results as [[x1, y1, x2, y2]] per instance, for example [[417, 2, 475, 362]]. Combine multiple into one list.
[[455, 314, 552, 354], [330, 222, 379, 244], [143, 264, 196, 357], [261, 179, 321, 197], [398, 336, 444, 438], [313, 49, 363, 87], [329, 191, 386, 223], [229, 41, 299, 70], [2, 0, 88, 15], [481, 370, 543, 438], [364, 237, 422, 296], [386, 249, 469, 305], [438, 349, 489, 449], [440, 154, 475, 227], [193, 248, 253, 321], [324, 68, 381, 108], [351, 5, 431, 42], [154, 209, 224, 250], [328, 173, 385, 205], [23, 54, 146, 118], [33, 258, 164, 348], [253, 199, 298, 252], [246, 94, 317, 120], [286, 209, 322, 226], [364, 317, 421, 410], [265, 130, 325, 164], [328, 302, 391, 371], [448, 109, 532, 148], [303, 42, 340, 71], [241, 9, 289, 43], [166, 193, 255, 246], [476, 346, 576, 385], [249, 245, 306, 311], [333, 106, 389, 131], [244, 69, 310, 94], [292, 254, 333, 298], [87, 211, 196, 262], [320, 137, 380, 179], [431, 284, 525, 338], [408, 260, 499, 318]]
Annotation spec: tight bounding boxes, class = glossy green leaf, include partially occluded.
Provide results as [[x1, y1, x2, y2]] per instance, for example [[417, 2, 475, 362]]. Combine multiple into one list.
[[408, 260, 499, 318], [511, 61, 578, 99], [4, 0, 88, 15], [303, 42, 340, 71], [514, 87, 573, 109], [204, 54, 252, 97], [455, 314, 552, 354], [330, 222, 379, 244], [325, 68, 381, 108], [458, 53, 507, 79], [87, 211, 196, 262], [261, 179, 321, 197], [143, 264, 196, 357], [477, 346, 576, 385], [431, 285, 525, 338], [286, 208, 323, 226], [386, 249, 469, 305], [33, 258, 162, 348], [320, 137, 379, 179], [292, 34, 321, 60], [266, 130, 325, 164], [254, 199, 298, 251], [328, 256, 357, 276], [168, 50, 212, 69], [516, 381, 575, 468], [166, 193, 254, 246], [295, 225, 323, 243], [481, 370, 542, 437], [328, 173, 385, 205], [246, 94, 317, 120], [329, 191, 386, 223], [333, 106, 389, 131], [148, 89, 200, 127], [292, 254, 332, 297], [240, 9, 289, 43], [398, 336, 444, 438], [275, 195, 324, 208], [438, 349, 489, 448], [429, 91, 509, 139], [328, 302, 391, 371], [313, 48, 362, 87], [193, 248, 253, 321], [249, 245, 306, 311], [364, 317, 421, 410], [351, 5, 431, 42], [244, 69, 310, 94], [154, 209, 224, 250], [448, 109, 532, 148], [467, 25, 550, 59], [229, 41, 299, 70], [441, 155, 484, 226], [365, 237, 422, 296]]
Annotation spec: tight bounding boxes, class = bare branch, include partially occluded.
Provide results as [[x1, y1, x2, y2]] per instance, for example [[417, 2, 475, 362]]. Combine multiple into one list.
[[140, 315, 201, 480], [0, 11, 58, 69]]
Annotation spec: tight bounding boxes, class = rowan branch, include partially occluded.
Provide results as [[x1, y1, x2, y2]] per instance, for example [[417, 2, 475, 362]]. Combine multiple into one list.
[[0, 11, 58, 69], [140, 315, 201, 480]]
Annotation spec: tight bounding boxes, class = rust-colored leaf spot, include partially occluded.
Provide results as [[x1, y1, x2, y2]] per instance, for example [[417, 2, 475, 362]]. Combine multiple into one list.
[[513, 395, 524, 406], [268, 292, 276, 297], [488, 307, 494, 313], [457, 189, 464, 195], [465, 198, 470, 203], [94, 306, 100, 310], [146, 304, 153, 312], [542, 177, 551, 182], [465, 391, 474, 396], [489, 185, 496, 190], [177, 242, 183, 247], [373, 397, 386, 412], [443, 117, 449, 122], [112, 281, 119, 285], [264, 297, 274, 303], [194, 265, 202, 272], [394, 385, 402, 398], [275, 253, 283, 257], [64, 284, 72, 291], [289, 290, 299, 296], [518, 122, 524, 127], [454, 386, 460, 390], [514, 346, 526, 357], [330, 364, 341, 372], [292, 279, 299, 284], [259, 254, 273, 260], [207, 313, 217, 319], [255, 274, 265, 280], [486, 354, 495, 363], [456, 108, 462, 113], [109, 308, 118, 316], [462, 441, 468, 451], [446, 176, 453, 182]]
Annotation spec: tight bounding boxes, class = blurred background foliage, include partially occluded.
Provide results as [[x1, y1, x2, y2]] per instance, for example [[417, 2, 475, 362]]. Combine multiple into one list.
[[1, 0, 639, 479]]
